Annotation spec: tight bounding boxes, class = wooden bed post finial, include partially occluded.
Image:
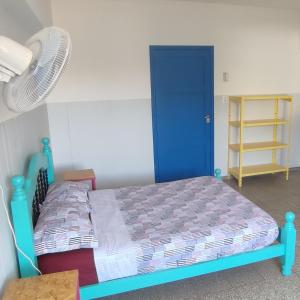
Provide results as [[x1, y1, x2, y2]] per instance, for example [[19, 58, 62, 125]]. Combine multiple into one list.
[[281, 211, 296, 276], [42, 137, 55, 184]]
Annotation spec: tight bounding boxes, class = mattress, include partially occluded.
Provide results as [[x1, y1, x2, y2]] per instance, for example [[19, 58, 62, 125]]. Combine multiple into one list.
[[89, 176, 279, 282]]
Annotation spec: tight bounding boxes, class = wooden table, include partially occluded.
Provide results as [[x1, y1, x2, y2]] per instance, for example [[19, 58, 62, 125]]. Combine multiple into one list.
[[3, 270, 79, 300], [63, 169, 96, 190]]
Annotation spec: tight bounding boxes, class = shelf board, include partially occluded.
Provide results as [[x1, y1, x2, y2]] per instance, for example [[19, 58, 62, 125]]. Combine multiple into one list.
[[229, 95, 292, 102], [229, 141, 288, 152], [229, 119, 288, 127], [229, 163, 287, 178]]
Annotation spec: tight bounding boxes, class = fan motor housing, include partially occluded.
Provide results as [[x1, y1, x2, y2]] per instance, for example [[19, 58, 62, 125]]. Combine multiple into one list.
[[0, 36, 32, 80]]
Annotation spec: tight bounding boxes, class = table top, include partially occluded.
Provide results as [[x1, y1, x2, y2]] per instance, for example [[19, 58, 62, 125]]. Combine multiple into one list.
[[3, 270, 79, 300], [63, 169, 95, 181]]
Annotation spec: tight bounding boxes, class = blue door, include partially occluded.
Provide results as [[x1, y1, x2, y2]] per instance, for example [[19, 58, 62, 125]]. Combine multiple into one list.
[[150, 46, 214, 183]]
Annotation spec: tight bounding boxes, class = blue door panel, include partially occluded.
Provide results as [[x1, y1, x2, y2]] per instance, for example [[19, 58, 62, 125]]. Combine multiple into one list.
[[150, 46, 214, 183]]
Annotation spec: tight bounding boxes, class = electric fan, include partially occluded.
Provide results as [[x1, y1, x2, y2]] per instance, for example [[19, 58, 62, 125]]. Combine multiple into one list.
[[0, 26, 71, 112]]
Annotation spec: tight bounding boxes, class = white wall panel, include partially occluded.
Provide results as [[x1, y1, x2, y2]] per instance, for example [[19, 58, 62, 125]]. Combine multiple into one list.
[[0, 105, 49, 294]]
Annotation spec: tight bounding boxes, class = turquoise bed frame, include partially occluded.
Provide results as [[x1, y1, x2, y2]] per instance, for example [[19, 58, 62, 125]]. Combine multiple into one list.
[[10, 138, 297, 300]]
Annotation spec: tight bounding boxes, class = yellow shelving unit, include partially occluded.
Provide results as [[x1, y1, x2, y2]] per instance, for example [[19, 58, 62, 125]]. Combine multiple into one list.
[[228, 95, 293, 187]]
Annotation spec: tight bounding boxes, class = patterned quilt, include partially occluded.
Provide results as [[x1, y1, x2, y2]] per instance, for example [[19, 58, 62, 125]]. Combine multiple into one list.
[[89, 177, 279, 282]]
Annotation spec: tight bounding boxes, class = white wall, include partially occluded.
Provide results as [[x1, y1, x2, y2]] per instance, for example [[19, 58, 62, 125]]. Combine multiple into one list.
[[0, 0, 51, 295], [50, 0, 300, 102], [49, 0, 300, 184]]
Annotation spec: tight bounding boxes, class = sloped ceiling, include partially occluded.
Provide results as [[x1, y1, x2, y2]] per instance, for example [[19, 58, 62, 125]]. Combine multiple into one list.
[[0, 0, 42, 39], [25, 0, 53, 26]]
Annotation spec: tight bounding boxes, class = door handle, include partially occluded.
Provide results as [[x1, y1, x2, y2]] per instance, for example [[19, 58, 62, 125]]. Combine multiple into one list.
[[204, 114, 211, 124]]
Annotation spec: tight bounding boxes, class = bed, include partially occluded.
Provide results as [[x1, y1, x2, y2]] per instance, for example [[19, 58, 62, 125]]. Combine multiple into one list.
[[10, 138, 297, 300]]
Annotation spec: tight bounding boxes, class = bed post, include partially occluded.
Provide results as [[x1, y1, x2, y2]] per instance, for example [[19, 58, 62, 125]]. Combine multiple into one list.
[[10, 175, 38, 277], [280, 211, 296, 276], [41, 137, 55, 184], [214, 168, 222, 180]]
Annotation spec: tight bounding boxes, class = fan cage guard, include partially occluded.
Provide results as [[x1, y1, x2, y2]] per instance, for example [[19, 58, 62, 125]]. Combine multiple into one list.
[[4, 27, 71, 112]]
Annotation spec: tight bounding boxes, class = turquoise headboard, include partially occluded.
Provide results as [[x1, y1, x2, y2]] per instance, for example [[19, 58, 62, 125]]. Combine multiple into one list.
[[10, 137, 55, 278]]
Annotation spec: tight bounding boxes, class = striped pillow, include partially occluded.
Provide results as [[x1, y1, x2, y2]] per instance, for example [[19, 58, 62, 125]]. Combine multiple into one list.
[[44, 181, 90, 205], [34, 202, 98, 256]]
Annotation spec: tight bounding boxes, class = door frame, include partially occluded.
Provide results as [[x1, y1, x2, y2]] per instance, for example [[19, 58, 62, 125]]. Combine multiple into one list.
[[150, 45, 214, 182]]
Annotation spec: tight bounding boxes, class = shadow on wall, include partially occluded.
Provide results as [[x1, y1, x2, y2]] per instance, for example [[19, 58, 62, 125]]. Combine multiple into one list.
[[47, 99, 155, 189]]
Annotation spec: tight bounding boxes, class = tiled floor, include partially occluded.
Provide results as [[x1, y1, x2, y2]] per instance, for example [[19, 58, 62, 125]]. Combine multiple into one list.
[[104, 170, 300, 300]]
